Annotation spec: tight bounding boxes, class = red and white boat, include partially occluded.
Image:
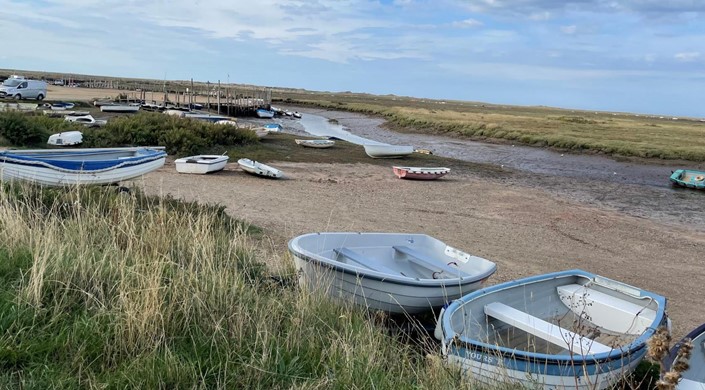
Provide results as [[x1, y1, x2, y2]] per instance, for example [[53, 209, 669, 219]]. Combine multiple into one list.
[[393, 166, 450, 180]]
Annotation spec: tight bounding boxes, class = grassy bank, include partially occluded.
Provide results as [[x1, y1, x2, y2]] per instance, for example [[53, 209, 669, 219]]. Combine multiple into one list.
[[274, 93, 705, 162], [0, 183, 467, 388]]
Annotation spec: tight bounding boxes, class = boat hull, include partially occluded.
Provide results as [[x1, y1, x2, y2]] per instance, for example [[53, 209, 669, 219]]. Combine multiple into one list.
[[364, 144, 414, 159], [445, 348, 645, 390], [393, 166, 450, 180], [288, 232, 497, 314], [670, 169, 705, 190], [47, 131, 83, 146], [256, 109, 275, 119], [175, 155, 229, 174], [440, 270, 667, 390], [295, 139, 335, 148], [0, 147, 166, 186], [237, 158, 283, 178], [100, 105, 140, 113]]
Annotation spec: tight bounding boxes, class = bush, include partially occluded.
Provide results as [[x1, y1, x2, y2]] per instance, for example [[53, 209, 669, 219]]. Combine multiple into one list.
[[83, 113, 259, 156], [0, 112, 50, 146]]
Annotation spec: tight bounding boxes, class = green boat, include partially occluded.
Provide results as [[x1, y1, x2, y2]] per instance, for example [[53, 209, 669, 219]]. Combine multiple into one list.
[[670, 169, 705, 190]]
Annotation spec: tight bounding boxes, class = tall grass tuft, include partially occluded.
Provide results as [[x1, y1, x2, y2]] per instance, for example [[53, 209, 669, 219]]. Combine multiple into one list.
[[0, 183, 465, 388]]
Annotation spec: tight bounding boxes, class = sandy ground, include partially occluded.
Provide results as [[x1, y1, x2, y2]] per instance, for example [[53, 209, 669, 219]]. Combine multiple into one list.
[[139, 159, 705, 338]]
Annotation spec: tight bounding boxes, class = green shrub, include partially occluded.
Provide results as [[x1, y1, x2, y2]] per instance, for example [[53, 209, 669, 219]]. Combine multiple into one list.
[[83, 113, 259, 156], [0, 112, 49, 146]]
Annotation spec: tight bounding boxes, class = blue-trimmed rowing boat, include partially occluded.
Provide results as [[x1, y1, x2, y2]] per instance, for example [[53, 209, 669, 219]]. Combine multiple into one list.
[[440, 269, 668, 389], [0, 147, 166, 186], [670, 169, 705, 190]]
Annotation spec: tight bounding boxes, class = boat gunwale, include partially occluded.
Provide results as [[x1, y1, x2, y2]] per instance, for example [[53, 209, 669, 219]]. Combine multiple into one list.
[[288, 232, 497, 287], [664, 322, 705, 372], [441, 269, 667, 363]]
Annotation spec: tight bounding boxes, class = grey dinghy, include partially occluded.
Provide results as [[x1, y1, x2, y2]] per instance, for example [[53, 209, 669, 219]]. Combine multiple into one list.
[[288, 232, 497, 313], [440, 269, 667, 389]]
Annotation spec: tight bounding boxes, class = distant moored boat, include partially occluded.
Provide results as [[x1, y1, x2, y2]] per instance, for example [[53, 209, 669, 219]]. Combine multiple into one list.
[[256, 108, 275, 118], [363, 144, 414, 158], [670, 169, 705, 190]]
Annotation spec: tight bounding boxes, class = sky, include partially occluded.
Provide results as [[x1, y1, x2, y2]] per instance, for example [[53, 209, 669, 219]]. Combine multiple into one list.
[[1, 0, 703, 117]]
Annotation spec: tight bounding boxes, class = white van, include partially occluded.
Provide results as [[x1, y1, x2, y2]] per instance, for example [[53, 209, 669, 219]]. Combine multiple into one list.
[[0, 78, 47, 100]]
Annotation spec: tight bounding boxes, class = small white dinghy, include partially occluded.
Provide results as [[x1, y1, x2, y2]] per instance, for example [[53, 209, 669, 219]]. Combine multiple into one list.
[[47, 131, 83, 146], [295, 139, 335, 149], [363, 144, 414, 158], [174, 155, 229, 174], [237, 158, 283, 179], [288, 232, 497, 313], [64, 114, 107, 127]]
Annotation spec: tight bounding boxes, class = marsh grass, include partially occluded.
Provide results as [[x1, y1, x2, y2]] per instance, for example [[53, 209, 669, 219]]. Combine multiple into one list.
[[0, 183, 468, 389], [274, 93, 705, 161]]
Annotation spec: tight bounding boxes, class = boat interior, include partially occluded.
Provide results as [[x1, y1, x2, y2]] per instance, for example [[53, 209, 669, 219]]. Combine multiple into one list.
[[331, 245, 471, 280], [448, 276, 660, 356], [681, 171, 705, 182]]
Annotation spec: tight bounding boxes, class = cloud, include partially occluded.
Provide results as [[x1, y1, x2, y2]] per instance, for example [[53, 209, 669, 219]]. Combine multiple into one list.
[[674, 52, 701, 62], [451, 0, 705, 17], [452, 18, 483, 28], [560, 25, 577, 34]]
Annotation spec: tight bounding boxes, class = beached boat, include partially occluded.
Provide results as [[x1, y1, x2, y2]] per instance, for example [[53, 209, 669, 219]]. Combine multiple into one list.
[[100, 104, 140, 113], [64, 114, 107, 127], [293, 111, 302, 118], [51, 102, 75, 110], [1, 102, 37, 112], [288, 232, 497, 314], [440, 269, 667, 389], [295, 139, 335, 149], [665, 323, 705, 389], [670, 169, 705, 190], [0, 147, 167, 186], [174, 155, 229, 174], [215, 119, 238, 126], [47, 131, 83, 146], [237, 158, 283, 179], [263, 123, 282, 132], [64, 111, 91, 116], [249, 127, 270, 139], [255, 108, 275, 119], [363, 144, 414, 159], [184, 113, 229, 122], [393, 166, 450, 180]]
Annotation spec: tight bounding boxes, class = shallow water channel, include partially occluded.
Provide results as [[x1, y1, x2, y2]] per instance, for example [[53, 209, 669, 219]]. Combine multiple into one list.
[[273, 107, 705, 230]]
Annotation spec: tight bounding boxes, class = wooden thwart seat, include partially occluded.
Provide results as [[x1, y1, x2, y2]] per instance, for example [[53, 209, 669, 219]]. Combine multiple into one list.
[[484, 302, 613, 355], [334, 248, 402, 276], [392, 246, 470, 278]]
